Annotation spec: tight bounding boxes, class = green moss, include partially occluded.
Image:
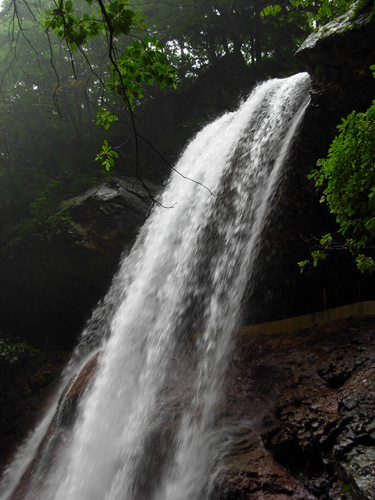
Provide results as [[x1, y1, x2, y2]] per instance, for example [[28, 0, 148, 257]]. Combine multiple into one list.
[[7, 211, 74, 247], [341, 483, 351, 495], [26, 395, 43, 411]]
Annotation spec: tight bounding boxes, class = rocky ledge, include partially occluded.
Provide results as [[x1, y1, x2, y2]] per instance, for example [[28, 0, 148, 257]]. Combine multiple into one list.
[[219, 315, 375, 499], [296, 1, 375, 105]]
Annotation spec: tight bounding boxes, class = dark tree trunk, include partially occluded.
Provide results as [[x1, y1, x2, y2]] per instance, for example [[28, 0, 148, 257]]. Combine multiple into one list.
[[254, 0, 262, 64]]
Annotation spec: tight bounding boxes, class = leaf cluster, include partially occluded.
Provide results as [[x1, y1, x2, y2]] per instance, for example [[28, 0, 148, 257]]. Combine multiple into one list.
[[309, 100, 375, 238], [300, 65, 375, 274], [95, 138, 119, 171], [45, 0, 177, 108], [45, 0, 140, 49], [0, 334, 38, 364], [107, 37, 177, 109], [261, 0, 353, 22]]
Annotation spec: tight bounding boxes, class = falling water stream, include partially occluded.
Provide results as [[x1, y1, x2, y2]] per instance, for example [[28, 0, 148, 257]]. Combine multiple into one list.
[[0, 73, 311, 500]]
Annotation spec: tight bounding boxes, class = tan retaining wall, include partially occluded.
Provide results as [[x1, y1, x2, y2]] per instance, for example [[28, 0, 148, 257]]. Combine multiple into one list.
[[238, 301, 375, 337]]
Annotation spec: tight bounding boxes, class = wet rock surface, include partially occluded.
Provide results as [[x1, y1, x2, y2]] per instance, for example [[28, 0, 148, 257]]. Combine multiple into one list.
[[219, 316, 375, 499], [2, 317, 375, 499], [5, 353, 101, 500], [57, 352, 99, 426]]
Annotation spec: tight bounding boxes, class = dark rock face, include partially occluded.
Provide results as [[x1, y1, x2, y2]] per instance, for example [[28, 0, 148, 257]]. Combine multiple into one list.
[[296, 4, 375, 103], [219, 316, 375, 500], [0, 177, 158, 348], [244, 5, 375, 325]]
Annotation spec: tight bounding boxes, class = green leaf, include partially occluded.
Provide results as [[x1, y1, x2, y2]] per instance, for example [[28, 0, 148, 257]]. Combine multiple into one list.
[[341, 484, 350, 494], [298, 260, 310, 273], [261, 4, 282, 17]]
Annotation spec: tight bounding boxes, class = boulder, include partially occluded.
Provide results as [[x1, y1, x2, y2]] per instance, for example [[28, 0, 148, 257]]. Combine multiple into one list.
[[0, 177, 158, 348]]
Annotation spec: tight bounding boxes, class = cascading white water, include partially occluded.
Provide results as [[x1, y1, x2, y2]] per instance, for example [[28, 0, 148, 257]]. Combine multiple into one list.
[[0, 72, 311, 500]]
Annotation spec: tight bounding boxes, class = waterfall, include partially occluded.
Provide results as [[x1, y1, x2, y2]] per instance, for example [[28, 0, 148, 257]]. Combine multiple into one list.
[[0, 72, 311, 500]]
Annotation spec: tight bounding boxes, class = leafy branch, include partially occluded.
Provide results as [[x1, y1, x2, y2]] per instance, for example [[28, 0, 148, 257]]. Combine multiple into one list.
[[298, 233, 375, 274], [95, 139, 119, 171], [300, 65, 375, 274], [44, 0, 178, 190], [261, 0, 355, 22]]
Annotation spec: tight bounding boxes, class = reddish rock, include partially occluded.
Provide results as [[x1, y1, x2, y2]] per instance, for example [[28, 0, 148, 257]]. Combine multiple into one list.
[[57, 352, 100, 426], [3, 318, 375, 500], [219, 316, 375, 500], [8, 352, 100, 500]]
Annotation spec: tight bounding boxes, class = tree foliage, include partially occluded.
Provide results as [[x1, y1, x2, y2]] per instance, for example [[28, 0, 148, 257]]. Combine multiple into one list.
[[262, 0, 352, 23], [0, 3, 107, 232], [0, 0, 178, 237], [130, 0, 314, 84], [43, 0, 177, 107], [0, 0, 358, 245]]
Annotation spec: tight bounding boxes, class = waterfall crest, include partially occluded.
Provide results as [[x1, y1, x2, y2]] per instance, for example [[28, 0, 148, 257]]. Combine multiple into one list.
[[0, 72, 311, 500]]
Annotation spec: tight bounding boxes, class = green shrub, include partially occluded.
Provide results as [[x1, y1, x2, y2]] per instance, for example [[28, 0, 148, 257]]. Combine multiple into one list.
[[0, 334, 39, 364]]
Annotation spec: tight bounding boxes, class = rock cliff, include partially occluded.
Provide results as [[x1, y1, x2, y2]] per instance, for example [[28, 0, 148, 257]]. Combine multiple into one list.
[[0, 352, 66, 469], [218, 7, 375, 498]]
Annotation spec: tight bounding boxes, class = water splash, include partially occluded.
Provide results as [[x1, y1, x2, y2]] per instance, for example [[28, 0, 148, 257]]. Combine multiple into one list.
[[0, 73, 310, 500]]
